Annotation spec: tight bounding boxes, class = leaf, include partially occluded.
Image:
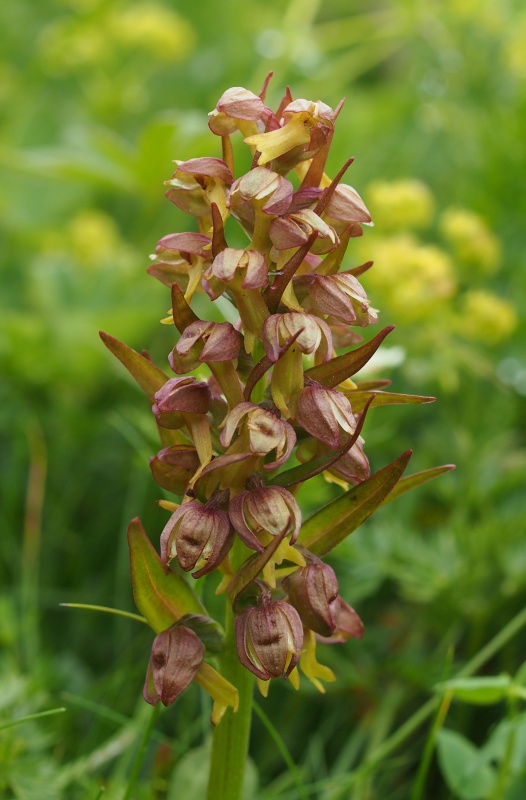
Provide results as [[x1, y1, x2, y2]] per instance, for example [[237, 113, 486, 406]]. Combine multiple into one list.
[[304, 326, 395, 388], [171, 283, 200, 333], [299, 450, 412, 556], [382, 464, 456, 505], [347, 390, 435, 414], [128, 518, 206, 633], [228, 530, 288, 607], [264, 234, 318, 312], [100, 332, 168, 402], [437, 729, 497, 800], [483, 713, 526, 773], [437, 675, 512, 705]]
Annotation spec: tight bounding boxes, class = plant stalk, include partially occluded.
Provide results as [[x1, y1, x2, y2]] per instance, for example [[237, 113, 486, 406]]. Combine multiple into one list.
[[207, 603, 255, 800]]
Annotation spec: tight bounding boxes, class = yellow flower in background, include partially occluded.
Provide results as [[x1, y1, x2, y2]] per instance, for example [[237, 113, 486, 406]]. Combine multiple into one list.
[[503, 13, 526, 78], [108, 4, 196, 61], [456, 291, 518, 345], [68, 210, 129, 269], [38, 210, 135, 272], [38, 18, 110, 72], [364, 234, 456, 322], [366, 179, 435, 231], [440, 207, 501, 275], [38, 3, 195, 74]]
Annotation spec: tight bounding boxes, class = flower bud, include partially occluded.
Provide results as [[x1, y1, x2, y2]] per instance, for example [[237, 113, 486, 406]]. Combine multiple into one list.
[[151, 232, 212, 299], [164, 157, 233, 220], [152, 377, 212, 429], [235, 594, 304, 680], [220, 402, 296, 471], [143, 625, 205, 707], [229, 484, 301, 552], [208, 87, 272, 136], [283, 558, 339, 637], [154, 231, 211, 263], [149, 445, 200, 494], [316, 598, 364, 644], [323, 184, 372, 232], [269, 208, 338, 254], [160, 495, 233, 577], [205, 248, 267, 298], [230, 167, 294, 216], [169, 320, 240, 373], [295, 382, 356, 448], [296, 272, 378, 327], [326, 439, 370, 486], [263, 313, 332, 364], [327, 321, 364, 348]]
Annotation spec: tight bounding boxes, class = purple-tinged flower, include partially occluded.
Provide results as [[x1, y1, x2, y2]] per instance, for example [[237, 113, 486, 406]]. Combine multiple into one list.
[[143, 625, 205, 707], [263, 313, 333, 364], [150, 232, 213, 299], [283, 557, 339, 637], [323, 183, 372, 234], [295, 382, 357, 448], [160, 493, 233, 577], [325, 438, 371, 486], [169, 320, 241, 373], [230, 167, 294, 217], [295, 271, 378, 327], [229, 484, 301, 552], [325, 320, 364, 348], [316, 598, 364, 644], [149, 445, 200, 495], [244, 98, 335, 167], [152, 377, 212, 429], [220, 402, 296, 471], [235, 590, 304, 680], [269, 208, 338, 254], [154, 231, 212, 263], [208, 87, 273, 136], [204, 248, 267, 300], [164, 157, 233, 220]]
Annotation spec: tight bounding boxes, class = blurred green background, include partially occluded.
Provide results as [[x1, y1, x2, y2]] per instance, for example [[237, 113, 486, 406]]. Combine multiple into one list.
[[1, 0, 525, 798]]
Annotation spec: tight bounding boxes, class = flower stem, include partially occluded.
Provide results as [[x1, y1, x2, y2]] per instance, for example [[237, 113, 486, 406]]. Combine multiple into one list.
[[207, 603, 254, 800]]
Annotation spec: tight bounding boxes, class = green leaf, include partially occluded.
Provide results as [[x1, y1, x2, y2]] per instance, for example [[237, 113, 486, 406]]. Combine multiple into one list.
[[128, 518, 206, 633], [228, 530, 288, 606], [437, 729, 497, 800], [299, 450, 412, 556], [382, 464, 456, 505], [0, 708, 66, 732], [100, 332, 168, 402], [483, 713, 526, 773], [437, 675, 512, 705], [346, 390, 435, 414], [304, 326, 395, 388]]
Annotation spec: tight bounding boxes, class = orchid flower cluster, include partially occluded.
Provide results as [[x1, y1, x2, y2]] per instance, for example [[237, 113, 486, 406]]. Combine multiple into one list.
[[101, 77, 450, 727]]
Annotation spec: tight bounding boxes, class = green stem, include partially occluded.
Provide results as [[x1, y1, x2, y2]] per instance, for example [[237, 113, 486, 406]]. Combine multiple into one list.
[[210, 361, 245, 409], [207, 604, 255, 800]]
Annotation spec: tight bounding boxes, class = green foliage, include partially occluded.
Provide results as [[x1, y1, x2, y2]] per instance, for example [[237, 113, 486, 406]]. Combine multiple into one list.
[[2, 0, 526, 796]]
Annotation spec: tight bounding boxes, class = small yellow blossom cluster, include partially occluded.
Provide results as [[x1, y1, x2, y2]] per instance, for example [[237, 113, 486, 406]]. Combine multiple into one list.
[[355, 179, 516, 384]]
